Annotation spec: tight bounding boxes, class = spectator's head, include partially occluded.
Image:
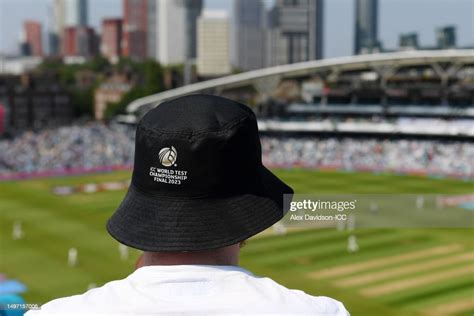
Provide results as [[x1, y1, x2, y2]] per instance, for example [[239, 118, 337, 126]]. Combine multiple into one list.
[[107, 95, 293, 259]]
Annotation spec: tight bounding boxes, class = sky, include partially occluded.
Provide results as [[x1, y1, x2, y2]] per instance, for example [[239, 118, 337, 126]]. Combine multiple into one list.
[[0, 0, 473, 58]]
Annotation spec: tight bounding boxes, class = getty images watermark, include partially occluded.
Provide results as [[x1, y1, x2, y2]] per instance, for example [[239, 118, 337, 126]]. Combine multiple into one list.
[[288, 199, 357, 222], [0, 303, 40, 311], [283, 194, 474, 228]]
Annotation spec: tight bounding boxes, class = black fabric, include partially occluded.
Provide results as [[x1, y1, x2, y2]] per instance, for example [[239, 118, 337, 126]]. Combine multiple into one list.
[[107, 94, 293, 251]]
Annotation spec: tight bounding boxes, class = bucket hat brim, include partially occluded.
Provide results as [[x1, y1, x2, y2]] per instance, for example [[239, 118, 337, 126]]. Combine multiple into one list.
[[106, 165, 293, 252]]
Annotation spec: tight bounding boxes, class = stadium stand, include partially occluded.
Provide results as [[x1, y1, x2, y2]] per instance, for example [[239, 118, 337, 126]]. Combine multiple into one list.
[[258, 118, 474, 136], [0, 123, 134, 179], [0, 120, 472, 179], [261, 137, 473, 178]]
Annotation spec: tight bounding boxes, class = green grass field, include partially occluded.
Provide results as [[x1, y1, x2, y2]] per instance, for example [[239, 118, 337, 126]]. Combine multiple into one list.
[[1, 170, 473, 315]]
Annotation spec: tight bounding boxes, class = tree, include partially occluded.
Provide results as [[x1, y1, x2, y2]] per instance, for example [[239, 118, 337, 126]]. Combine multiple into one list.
[[86, 56, 111, 72], [140, 59, 164, 95], [37, 57, 166, 119], [104, 59, 166, 118], [104, 87, 147, 119], [71, 87, 95, 117]]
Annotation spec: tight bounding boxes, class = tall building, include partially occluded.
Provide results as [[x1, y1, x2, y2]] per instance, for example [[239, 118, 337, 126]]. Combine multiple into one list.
[[183, 0, 203, 60], [50, 0, 88, 56], [63, 26, 97, 57], [234, 0, 265, 71], [63, 27, 77, 56], [101, 19, 123, 63], [78, 26, 98, 57], [354, 0, 379, 54], [156, 0, 186, 65], [122, 0, 148, 60], [50, 0, 66, 55], [64, 0, 88, 27], [23, 21, 43, 56], [265, 6, 283, 67], [399, 33, 418, 51], [437, 26, 456, 49], [197, 10, 231, 76], [267, 0, 324, 66], [124, 0, 204, 64], [19, 30, 31, 56], [147, 0, 157, 58], [154, 0, 203, 65]]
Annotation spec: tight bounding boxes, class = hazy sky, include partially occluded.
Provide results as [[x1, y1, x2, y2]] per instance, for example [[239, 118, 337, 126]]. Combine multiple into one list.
[[0, 0, 472, 58]]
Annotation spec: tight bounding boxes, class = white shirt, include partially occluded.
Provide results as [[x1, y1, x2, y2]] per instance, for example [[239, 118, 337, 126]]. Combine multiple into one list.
[[26, 265, 349, 316]]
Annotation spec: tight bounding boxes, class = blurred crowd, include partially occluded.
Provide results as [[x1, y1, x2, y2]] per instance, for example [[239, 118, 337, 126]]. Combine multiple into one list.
[[261, 137, 474, 177], [0, 123, 473, 178], [0, 123, 134, 175]]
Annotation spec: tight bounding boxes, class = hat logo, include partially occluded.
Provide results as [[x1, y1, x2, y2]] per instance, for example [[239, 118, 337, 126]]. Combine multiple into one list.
[[159, 146, 177, 167]]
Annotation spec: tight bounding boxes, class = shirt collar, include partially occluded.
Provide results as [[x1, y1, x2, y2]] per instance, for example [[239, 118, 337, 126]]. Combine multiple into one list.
[[128, 264, 254, 282]]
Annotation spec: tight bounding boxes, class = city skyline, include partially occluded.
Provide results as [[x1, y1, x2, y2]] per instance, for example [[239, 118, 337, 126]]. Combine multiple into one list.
[[0, 0, 472, 58]]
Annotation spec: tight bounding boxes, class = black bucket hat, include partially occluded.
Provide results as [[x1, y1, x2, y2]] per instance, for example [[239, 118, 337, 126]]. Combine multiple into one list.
[[107, 94, 293, 252]]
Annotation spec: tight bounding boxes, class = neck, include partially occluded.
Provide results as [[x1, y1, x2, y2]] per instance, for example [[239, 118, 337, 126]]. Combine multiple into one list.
[[136, 244, 240, 269]]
